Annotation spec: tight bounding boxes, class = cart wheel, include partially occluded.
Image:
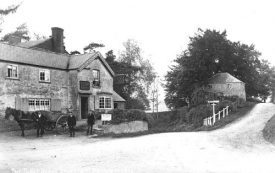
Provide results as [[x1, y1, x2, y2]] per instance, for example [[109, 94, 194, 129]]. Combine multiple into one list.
[[44, 122, 56, 131], [56, 115, 68, 134]]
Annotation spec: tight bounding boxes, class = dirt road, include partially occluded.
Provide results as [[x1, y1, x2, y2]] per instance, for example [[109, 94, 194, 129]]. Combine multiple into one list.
[[1, 103, 275, 173]]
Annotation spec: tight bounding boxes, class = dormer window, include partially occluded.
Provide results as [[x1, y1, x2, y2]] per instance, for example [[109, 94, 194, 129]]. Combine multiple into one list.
[[39, 69, 50, 82], [7, 65, 18, 79], [92, 69, 100, 87]]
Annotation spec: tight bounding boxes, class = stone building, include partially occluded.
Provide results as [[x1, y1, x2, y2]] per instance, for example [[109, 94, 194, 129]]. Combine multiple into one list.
[[0, 27, 125, 120], [205, 72, 246, 101]]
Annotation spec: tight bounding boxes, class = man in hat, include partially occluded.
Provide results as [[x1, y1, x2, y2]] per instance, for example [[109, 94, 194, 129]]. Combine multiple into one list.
[[87, 110, 95, 135], [35, 112, 45, 137], [67, 112, 76, 137]]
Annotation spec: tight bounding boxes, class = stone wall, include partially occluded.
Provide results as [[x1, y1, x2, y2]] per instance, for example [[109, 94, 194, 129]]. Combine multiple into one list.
[[210, 83, 246, 100], [69, 58, 114, 119], [0, 62, 68, 117], [102, 121, 148, 134]]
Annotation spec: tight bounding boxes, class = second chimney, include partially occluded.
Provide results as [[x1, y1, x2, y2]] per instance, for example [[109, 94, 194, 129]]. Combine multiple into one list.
[[51, 27, 64, 54]]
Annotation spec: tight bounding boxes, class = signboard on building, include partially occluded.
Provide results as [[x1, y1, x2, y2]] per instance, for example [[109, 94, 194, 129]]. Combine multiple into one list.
[[101, 114, 112, 121], [79, 81, 90, 90]]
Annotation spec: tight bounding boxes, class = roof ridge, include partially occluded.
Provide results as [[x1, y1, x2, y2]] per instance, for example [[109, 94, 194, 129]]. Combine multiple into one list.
[[0, 42, 70, 57]]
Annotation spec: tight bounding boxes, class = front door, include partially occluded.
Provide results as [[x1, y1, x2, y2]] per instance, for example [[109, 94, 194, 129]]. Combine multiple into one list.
[[81, 96, 88, 119]]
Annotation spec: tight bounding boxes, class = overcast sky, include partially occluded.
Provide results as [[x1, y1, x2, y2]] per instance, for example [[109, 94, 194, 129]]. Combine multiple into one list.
[[1, 0, 275, 111]]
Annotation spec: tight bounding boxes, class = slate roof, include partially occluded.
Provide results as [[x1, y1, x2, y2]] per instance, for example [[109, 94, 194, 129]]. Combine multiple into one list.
[[0, 43, 69, 69], [113, 91, 126, 102], [0, 43, 115, 76], [69, 53, 95, 69], [17, 39, 51, 48], [208, 72, 243, 84]]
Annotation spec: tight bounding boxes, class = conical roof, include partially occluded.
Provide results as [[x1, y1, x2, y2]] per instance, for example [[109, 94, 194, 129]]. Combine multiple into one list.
[[208, 72, 243, 84]]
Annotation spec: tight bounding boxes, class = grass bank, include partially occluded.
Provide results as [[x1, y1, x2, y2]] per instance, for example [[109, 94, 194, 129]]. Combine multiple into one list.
[[96, 102, 257, 138], [263, 114, 275, 144]]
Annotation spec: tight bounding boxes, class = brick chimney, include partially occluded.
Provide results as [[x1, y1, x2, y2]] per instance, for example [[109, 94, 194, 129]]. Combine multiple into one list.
[[8, 35, 21, 45], [51, 27, 64, 53]]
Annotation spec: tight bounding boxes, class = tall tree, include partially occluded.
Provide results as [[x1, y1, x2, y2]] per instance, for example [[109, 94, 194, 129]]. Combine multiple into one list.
[[106, 39, 156, 110], [1, 23, 30, 41], [0, 4, 20, 33], [165, 29, 271, 109]]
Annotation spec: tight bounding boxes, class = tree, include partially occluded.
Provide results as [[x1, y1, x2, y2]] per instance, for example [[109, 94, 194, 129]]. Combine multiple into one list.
[[165, 28, 272, 109], [106, 40, 156, 110], [70, 50, 81, 55], [83, 42, 104, 52], [33, 33, 47, 40], [1, 23, 30, 41], [0, 4, 20, 33]]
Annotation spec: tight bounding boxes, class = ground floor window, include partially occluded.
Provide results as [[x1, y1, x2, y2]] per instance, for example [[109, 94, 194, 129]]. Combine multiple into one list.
[[99, 96, 112, 109], [29, 98, 50, 111]]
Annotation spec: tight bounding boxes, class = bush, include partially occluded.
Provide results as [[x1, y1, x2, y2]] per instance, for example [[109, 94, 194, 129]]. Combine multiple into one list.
[[246, 97, 262, 103], [186, 104, 212, 127], [107, 109, 147, 125], [176, 106, 189, 122]]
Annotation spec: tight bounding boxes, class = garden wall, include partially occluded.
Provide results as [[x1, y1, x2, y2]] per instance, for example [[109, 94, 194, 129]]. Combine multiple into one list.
[[101, 121, 148, 134]]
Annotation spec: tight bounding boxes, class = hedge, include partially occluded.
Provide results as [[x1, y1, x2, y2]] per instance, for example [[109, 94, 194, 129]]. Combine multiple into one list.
[[186, 104, 212, 127], [107, 109, 148, 125]]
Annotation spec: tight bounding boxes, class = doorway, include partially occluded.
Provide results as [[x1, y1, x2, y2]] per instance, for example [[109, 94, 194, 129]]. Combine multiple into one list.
[[80, 96, 88, 119]]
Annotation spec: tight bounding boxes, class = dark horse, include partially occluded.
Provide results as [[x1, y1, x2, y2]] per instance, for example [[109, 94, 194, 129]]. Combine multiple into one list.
[[5, 107, 47, 137]]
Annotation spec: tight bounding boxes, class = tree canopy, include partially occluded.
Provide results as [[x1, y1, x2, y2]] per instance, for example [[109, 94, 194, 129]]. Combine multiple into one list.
[[83, 42, 104, 52], [0, 4, 20, 33], [164, 29, 273, 109], [106, 39, 156, 110], [1, 23, 30, 41]]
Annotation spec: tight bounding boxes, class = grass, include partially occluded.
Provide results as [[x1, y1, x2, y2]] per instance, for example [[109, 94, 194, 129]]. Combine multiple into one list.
[[262, 114, 275, 144], [95, 102, 257, 138]]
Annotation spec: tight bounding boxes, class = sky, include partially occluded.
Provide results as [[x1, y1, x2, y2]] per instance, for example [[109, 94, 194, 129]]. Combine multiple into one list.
[[1, 0, 275, 111]]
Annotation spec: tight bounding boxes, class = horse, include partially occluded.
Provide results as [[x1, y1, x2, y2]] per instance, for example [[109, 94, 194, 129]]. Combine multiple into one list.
[[5, 107, 47, 137]]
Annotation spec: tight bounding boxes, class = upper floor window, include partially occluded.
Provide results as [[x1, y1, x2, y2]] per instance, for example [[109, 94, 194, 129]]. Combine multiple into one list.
[[39, 69, 50, 82], [92, 69, 100, 87], [7, 65, 18, 79]]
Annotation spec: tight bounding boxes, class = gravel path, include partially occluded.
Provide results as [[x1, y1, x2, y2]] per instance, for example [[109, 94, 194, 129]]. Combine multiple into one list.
[[1, 103, 275, 173]]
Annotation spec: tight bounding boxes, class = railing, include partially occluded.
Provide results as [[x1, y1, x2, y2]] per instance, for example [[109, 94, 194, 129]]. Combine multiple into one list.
[[203, 106, 229, 126]]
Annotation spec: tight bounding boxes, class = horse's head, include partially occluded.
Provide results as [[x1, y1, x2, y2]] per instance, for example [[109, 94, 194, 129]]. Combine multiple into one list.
[[5, 107, 21, 121], [5, 107, 12, 119]]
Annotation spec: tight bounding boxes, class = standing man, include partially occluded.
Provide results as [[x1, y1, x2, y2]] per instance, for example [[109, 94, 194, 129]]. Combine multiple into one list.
[[87, 110, 95, 135], [35, 112, 45, 137], [67, 112, 76, 137]]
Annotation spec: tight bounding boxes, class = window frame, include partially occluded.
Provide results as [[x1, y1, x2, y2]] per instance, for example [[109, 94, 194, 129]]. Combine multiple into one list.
[[92, 69, 100, 87], [28, 98, 51, 111], [99, 96, 112, 109], [6, 64, 19, 79], [39, 69, 51, 83]]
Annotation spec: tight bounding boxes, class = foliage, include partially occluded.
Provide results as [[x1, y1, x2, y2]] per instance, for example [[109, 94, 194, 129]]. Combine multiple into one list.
[[0, 4, 20, 33], [108, 109, 147, 125], [164, 28, 273, 109], [190, 88, 222, 107], [105, 39, 156, 110], [83, 42, 104, 52], [70, 50, 81, 55], [186, 104, 212, 127], [1, 23, 30, 41]]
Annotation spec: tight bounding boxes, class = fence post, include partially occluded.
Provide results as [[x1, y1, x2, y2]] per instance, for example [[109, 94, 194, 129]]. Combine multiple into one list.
[[226, 106, 229, 115], [223, 108, 225, 117], [213, 113, 216, 125]]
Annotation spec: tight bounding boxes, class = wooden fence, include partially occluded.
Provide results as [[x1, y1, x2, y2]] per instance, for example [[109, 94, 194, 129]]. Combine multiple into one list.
[[203, 106, 229, 126]]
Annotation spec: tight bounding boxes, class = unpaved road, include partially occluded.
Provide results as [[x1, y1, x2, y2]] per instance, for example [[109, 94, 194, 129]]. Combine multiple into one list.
[[1, 103, 275, 173]]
